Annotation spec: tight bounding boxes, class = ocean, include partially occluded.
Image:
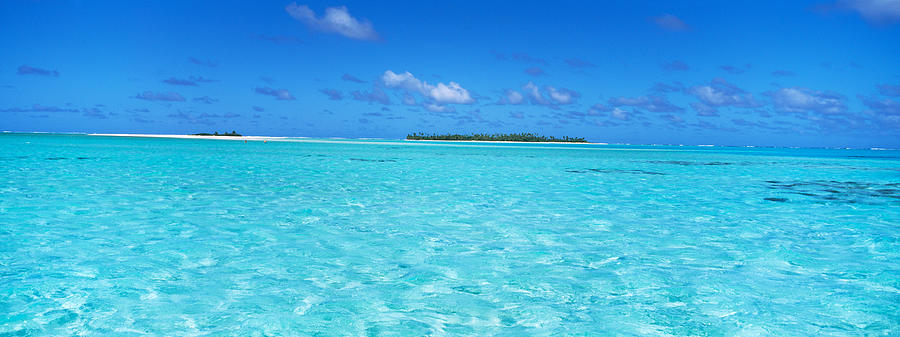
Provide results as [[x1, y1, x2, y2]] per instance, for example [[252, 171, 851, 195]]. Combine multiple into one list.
[[1, 133, 898, 335]]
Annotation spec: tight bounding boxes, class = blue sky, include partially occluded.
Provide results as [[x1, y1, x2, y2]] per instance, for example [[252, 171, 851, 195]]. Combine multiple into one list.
[[1, 0, 899, 147]]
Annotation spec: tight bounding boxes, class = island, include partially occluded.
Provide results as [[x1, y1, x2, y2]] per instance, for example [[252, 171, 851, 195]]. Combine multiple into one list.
[[406, 132, 587, 143], [191, 131, 242, 137]]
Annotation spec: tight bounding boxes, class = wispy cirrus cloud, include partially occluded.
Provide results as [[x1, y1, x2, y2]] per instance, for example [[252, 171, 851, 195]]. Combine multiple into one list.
[[0, 104, 77, 113], [691, 102, 720, 116], [859, 95, 900, 113], [688, 78, 761, 113], [497, 90, 525, 105], [17, 65, 59, 77], [502, 82, 580, 108], [193, 96, 219, 104], [858, 95, 900, 127], [188, 57, 217, 68], [163, 76, 217, 86], [524, 67, 546, 76], [163, 77, 196, 86], [824, 0, 900, 24], [2, 103, 114, 120], [351, 86, 390, 105], [493, 52, 548, 65], [508, 111, 525, 119], [564, 58, 596, 68], [608, 94, 683, 113], [424, 102, 455, 113], [611, 107, 635, 121], [285, 3, 379, 41], [250, 34, 302, 45], [877, 84, 900, 97], [662, 60, 689, 71], [320, 88, 343, 100], [546, 86, 580, 105], [341, 73, 365, 83], [772, 70, 797, 77], [720, 64, 750, 74], [589, 103, 612, 113], [651, 82, 686, 93], [133, 91, 186, 102], [254, 87, 295, 100], [661, 113, 686, 127], [81, 107, 108, 119], [167, 111, 214, 125], [652, 14, 689, 31]]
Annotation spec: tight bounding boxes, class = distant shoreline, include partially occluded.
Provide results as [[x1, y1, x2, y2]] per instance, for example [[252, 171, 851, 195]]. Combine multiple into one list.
[[3, 133, 883, 150], [89, 133, 287, 141], [404, 139, 606, 145], [89, 133, 607, 144]]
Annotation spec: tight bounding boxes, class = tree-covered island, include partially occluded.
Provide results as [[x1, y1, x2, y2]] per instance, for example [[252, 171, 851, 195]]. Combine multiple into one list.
[[407, 132, 587, 143]]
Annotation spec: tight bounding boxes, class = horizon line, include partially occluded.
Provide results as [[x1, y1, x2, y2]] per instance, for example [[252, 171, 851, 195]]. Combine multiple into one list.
[[3, 130, 898, 151]]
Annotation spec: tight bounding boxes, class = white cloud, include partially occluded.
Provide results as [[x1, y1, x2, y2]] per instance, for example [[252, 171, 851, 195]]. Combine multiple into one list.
[[505, 90, 524, 104], [838, 0, 900, 24], [519, 82, 579, 107], [285, 3, 378, 41], [770, 87, 846, 114], [693, 86, 729, 106], [608, 95, 683, 113], [382, 71, 425, 92], [429, 82, 473, 104], [523, 82, 546, 105], [423, 103, 454, 113], [611, 107, 629, 121], [402, 93, 417, 106], [381, 70, 474, 104], [687, 79, 760, 112], [691, 102, 719, 116], [547, 86, 579, 104]]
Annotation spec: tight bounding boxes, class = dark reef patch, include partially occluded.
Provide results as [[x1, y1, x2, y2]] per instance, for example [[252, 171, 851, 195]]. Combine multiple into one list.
[[845, 155, 900, 159], [643, 160, 735, 166], [349, 158, 397, 163], [452, 285, 482, 295], [567, 168, 666, 175], [765, 180, 900, 204]]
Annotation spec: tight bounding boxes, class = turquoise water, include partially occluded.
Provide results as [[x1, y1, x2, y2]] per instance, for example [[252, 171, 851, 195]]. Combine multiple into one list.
[[1, 133, 898, 336]]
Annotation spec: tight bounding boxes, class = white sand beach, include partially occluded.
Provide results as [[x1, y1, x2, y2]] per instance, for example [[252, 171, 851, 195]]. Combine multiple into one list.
[[89, 133, 288, 141]]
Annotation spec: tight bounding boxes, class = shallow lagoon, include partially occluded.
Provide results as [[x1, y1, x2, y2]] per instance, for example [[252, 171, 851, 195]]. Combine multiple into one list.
[[1, 134, 898, 335]]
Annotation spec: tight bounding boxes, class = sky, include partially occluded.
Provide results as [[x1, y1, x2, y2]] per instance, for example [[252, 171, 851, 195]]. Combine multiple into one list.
[[1, 0, 899, 148]]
